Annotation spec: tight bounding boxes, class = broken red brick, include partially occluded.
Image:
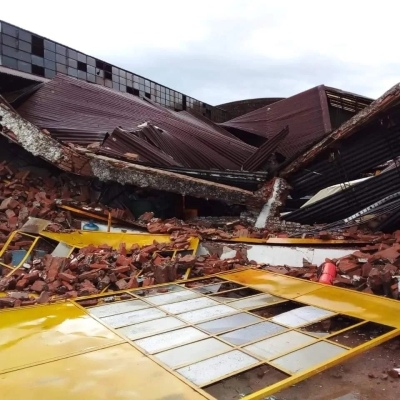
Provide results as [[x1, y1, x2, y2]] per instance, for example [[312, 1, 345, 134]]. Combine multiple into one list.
[[0, 297, 17, 307], [79, 299, 99, 307], [31, 280, 48, 293], [115, 255, 131, 267], [15, 277, 29, 290], [337, 257, 360, 274], [0, 197, 19, 210], [115, 279, 128, 290]]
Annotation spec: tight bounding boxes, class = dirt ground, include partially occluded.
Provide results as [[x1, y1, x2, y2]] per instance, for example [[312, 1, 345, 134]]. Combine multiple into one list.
[[205, 337, 400, 400]]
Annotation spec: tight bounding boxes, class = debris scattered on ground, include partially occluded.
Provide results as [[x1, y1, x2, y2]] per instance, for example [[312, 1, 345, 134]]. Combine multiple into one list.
[[0, 239, 257, 308], [2, 62, 400, 313], [263, 231, 400, 299]]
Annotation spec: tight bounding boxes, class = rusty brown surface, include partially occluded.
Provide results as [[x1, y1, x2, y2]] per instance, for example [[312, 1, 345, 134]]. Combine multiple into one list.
[[281, 83, 400, 178], [16, 74, 255, 170], [99, 126, 181, 167], [242, 126, 289, 171], [0, 100, 257, 205], [219, 86, 332, 159]]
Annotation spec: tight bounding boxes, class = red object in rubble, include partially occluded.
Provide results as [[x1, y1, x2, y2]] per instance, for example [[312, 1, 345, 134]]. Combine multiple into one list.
[[318, 262, 337, 285]]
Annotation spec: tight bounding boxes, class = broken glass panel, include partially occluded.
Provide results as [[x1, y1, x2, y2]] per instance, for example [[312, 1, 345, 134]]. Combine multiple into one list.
[[271, 341, 347, 374], [329, 322, 394, 347], [271, 305, 335, 328], [197, 313, 262, 334], [155, 338, 232, 369], [228, 294, 285, 310], [181, 277, 225, 289], [300, 315, 363, 338], [88, 300, 150, 318], [244, 331, 316, 359], [250, 301, 302, 318], [219, 321, 287, 345], [134, 326, 208, 354], [176, 350, 259, 386], [192, 282, 243, 294], [131, 284, 184, 297], [210, 288, 262, 302]]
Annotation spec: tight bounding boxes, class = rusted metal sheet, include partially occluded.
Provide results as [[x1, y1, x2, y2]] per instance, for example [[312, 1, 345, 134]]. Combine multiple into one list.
[[280, 84, 400, 178], [220, 86, 372, 164], [220, 86, 332, 159], [0, 99, 257, 205], [285, 167, 400, 224], [242, 126, 289, 171], [16, 74, 255, 170], [287, 117, 400, 198], [99, 126, 181, 167]]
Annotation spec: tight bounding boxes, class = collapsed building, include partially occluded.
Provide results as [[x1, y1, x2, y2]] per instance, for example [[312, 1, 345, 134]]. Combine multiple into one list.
[[2, 19, 400, 400]]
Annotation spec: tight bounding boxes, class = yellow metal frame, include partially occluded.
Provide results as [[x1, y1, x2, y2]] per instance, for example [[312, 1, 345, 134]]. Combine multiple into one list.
[[71, 269, 400, 399], [0, 230, 41, 276], [1, 268, 400, 400], [40, 230, 199, 256]]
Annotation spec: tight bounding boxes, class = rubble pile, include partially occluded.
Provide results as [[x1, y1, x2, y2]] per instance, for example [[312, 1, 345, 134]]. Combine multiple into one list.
[[0, 163, 88, 235], [264, 230, 400, 299], [0, 162, 138, 240], [144, 214, 361, 241], [0, 239, 251, 309]]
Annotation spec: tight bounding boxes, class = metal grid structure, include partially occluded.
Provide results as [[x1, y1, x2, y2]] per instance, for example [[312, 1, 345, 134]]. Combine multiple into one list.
[[74, 269, 400, 399]]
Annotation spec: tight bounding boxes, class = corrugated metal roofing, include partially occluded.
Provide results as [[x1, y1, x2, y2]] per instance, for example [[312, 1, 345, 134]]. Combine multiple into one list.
[[288, 117, 400, 198], [99, 126, 181, 167], [220, 86, 332, 159], [281, 83, 400, 179], [285, 167, 400, 224], [16, 74, 256, 170], [242, 126, 289, 172], [220, 86, 372, 162]]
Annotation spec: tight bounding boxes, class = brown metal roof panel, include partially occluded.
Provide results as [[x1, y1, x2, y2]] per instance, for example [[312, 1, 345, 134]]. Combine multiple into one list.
[[178, 110, 238, 139], [17, 74, 255, 170], [281, 83, 400, 178], [219, 86, 331, 159], [99, 127, 181, 167], [242, 126, 290, 172]]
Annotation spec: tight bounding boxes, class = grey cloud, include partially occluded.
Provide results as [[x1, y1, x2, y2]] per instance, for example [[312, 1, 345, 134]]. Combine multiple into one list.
[[107, 48, 387, 105]]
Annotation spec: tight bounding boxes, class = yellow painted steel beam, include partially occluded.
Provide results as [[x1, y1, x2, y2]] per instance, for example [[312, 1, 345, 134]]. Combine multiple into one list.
[[5, 236, 40, 277], [39, 230, 199, 253], [2, 268, 400, 400], [0, 302, 208, 400], [241, 328, 400, 400], [0, 230, 41, 275], [221, 269, 400, 328]]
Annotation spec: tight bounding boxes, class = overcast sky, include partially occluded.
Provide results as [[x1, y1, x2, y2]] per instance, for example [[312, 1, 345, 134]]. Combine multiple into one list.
[[2, 0, 399, 105]]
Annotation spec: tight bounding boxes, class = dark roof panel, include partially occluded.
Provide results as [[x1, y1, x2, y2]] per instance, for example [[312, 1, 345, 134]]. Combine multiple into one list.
[[220, 86, 332, 159], [16, 74, 256, 170]]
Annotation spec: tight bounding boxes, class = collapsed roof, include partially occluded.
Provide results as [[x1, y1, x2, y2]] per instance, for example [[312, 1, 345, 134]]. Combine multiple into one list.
[[3, 69, 400, 230], [15, 75, 256, 171], [220, 85, 372, 162], [282, 83, 400, 227], [0, 97, 258, 206]]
